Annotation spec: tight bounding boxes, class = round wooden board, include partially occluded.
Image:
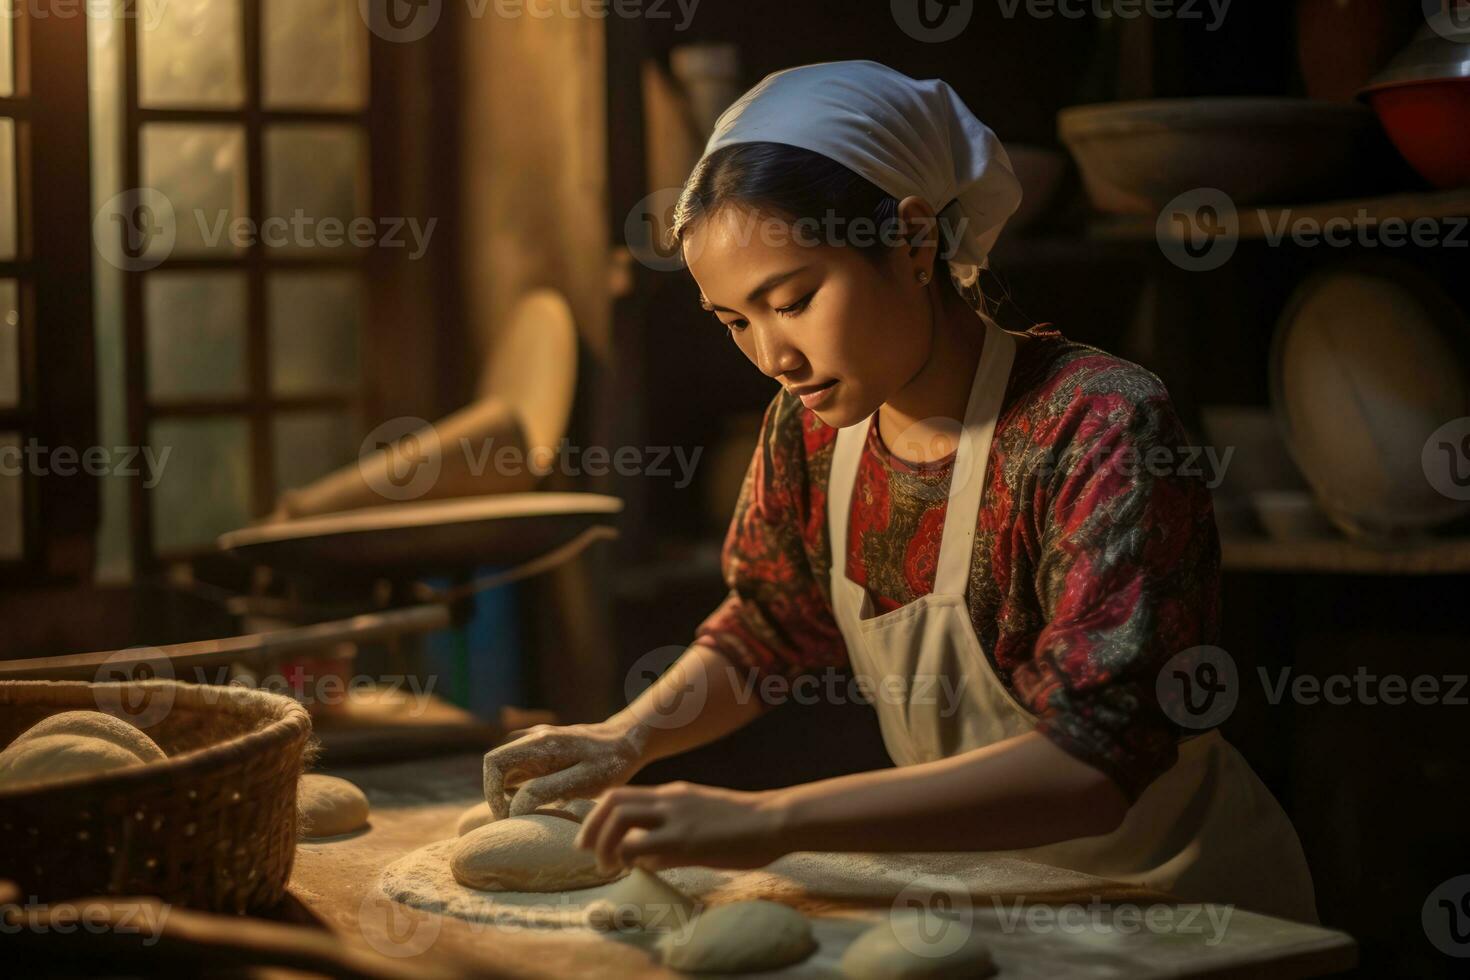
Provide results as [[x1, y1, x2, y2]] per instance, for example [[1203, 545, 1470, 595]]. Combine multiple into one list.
[[217, 493, 622, 574]]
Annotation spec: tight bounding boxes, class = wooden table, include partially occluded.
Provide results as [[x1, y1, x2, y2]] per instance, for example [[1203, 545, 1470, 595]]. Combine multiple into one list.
[[290, 752, 1358, 979]]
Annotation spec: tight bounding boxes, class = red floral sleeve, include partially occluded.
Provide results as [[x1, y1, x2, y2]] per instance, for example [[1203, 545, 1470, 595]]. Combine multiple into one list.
[[694, 391, 849, 683], [1019, 372, 1221, 802]]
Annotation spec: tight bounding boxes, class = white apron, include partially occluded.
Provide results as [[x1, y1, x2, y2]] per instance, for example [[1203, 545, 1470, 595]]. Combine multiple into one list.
[[827, 321, 1318, 924]]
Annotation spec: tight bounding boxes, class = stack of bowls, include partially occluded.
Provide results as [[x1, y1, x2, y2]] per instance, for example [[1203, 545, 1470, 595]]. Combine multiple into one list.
[[1360, 9, 1470, 189]]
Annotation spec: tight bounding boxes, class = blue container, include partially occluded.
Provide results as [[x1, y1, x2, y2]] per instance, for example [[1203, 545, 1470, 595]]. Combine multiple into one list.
[[420, 569, 524, 719]]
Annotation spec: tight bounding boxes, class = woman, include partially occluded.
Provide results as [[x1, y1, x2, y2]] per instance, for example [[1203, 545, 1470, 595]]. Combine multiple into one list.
[[483, 60, 1317, 924]]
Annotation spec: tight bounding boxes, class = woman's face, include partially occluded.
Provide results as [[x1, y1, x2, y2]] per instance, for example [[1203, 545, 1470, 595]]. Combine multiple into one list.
[[683, 203, 934, 428]]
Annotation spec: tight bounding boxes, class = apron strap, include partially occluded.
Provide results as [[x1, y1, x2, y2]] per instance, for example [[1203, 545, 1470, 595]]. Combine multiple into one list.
[[828, 320, 1016, 601], [934, 321, 1015, 596], [828, 412, 870, 583]]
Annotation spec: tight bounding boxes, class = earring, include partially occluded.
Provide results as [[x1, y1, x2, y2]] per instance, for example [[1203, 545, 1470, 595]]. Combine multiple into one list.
[[916, 270, 930, 285]]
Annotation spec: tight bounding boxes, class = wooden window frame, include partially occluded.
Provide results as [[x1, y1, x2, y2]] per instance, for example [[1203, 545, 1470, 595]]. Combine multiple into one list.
[[119, 4, 375, 568], [0, 5, 98, 587], [0, 4, 462, 595]]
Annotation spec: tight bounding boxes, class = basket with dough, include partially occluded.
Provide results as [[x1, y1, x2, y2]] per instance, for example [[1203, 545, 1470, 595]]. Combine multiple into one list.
[[0, 679, 312, 913]]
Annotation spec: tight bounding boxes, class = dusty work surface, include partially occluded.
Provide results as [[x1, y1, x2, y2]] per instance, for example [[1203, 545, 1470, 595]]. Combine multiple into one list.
[[290, 752, 1357, 979]]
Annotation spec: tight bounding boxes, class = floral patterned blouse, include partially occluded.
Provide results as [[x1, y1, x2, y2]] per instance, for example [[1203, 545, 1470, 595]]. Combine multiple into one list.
[[695, 325, 1221, 802]]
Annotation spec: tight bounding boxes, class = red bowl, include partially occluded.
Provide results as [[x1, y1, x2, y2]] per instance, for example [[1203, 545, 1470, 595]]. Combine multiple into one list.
[[1367, 77, 1470, 189]]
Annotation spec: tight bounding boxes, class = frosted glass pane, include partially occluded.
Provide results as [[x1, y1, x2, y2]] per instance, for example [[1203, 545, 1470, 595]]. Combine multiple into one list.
[[0, 118, 14, 261], [274, 411, 355, 495], [142, 124, 247, 257], [0, 2, 13, 99], [145, 272, 248, 400], [263, 0, 368, 110], [0, 279, 17, 408], [150, 416, 251, 553], [268, 271, 360, 395], [263, 126, 365, 255], [138, 0, 244, 108], [0, 431, 19, 559]]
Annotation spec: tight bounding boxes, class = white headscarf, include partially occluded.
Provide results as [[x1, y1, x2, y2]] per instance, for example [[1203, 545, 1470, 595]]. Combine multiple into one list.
[[698, 60, 1022, 289]]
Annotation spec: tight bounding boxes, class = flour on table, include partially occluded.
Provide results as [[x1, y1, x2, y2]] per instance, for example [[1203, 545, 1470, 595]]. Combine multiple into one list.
[[380, 838, 732, 929], [380, 845, 1116, 933]]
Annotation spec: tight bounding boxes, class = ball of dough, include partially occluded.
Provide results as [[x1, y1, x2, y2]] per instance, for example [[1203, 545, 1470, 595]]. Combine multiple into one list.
[[840, 913, 997, 979], [12, 710, 166, 763], [656, 900, 816, 973], [450, 813, 626, 892], [456, 801, 494, 836], [298, 774, 371, 838], [585, 868, 698, 932], [456, 797, 594, 837], [0, 733, 145, 788]]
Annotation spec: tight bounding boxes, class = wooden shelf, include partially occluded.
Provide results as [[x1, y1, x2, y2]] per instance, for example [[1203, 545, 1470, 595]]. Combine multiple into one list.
[[1222, 534, 1470, 575], [1089, 188, 1470, 242]]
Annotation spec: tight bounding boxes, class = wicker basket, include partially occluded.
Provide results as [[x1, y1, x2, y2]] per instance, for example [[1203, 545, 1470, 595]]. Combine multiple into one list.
[[0, 679, 313, 914]]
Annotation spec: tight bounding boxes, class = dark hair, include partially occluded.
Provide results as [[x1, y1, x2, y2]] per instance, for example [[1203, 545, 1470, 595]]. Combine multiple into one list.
[[670, 142, 984, 310]]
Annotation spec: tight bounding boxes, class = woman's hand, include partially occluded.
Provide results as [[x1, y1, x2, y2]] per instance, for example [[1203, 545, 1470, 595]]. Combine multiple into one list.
[[574, 781, 790, 874], [482, 720, 648, 820], [482, 645, 770, 822]]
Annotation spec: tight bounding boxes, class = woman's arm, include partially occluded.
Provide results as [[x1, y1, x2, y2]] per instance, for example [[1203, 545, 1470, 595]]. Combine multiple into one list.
[[613, 643, 769, 766], [577, 730, 1131, 872], [482, 644, 766, 817], [771, 729, 1129, 852]]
